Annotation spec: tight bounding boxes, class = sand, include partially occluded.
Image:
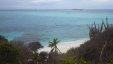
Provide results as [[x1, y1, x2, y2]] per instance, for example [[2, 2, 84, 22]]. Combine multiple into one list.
[[39, 38, 89, 53]]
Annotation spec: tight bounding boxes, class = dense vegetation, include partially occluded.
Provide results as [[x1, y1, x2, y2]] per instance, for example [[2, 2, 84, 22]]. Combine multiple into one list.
[[0, 18, 113, 64]]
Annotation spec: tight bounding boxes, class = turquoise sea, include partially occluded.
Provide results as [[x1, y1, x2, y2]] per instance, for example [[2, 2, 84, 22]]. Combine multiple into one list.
[[0, 10, 113, 45]]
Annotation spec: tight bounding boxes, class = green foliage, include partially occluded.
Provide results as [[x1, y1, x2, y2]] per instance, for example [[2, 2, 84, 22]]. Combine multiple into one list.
[[109, 60, 113, 64], [0, 43, 19, 64], [0, 35, 8, 44], [32, 53, 39, 64], [38, 52, 48, 63], [88, 17, 112, 39], [78, 58, 91, 64], [12, 41, 32, 64], [108, 57, 113, 64], [49, 38, 60, 48], [28, 42, 43, 64], [31, 52, 48, 64], [61, 57, 76, 64], [48, 38, 61, 53], [88, 19, 113, 64]]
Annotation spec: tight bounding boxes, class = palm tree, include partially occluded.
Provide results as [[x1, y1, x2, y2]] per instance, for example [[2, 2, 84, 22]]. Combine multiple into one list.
[[48, 38, 61, 64], [48, 38, 61, 53]]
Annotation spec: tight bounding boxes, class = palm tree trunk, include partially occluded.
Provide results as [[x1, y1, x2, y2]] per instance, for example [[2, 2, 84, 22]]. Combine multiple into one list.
[[56, 47, 62, 53]]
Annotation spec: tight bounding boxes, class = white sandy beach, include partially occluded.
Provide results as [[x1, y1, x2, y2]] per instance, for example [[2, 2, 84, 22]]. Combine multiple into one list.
[[39, 38, 89, 53]]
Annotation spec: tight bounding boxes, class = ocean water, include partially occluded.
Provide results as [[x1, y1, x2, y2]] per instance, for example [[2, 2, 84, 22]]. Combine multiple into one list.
[[0, 10, 113, 45]]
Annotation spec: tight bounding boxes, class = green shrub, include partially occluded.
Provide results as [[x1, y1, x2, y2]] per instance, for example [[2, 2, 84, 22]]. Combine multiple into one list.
[[0, 43, 19, 64], [61, 57, 76, 64]]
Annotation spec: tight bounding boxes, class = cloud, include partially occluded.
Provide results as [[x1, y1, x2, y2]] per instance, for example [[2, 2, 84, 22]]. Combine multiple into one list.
[[93, 0, 113, 2], [0, 0, 113, 9], [31, 0, 62, 3]]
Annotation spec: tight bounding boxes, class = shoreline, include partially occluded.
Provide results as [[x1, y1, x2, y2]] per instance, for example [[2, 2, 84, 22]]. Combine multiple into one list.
[[39, 38, 89, 53]]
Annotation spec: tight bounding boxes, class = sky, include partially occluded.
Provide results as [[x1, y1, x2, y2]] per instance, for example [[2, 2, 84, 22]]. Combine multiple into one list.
[[0, 0, 113, 9]]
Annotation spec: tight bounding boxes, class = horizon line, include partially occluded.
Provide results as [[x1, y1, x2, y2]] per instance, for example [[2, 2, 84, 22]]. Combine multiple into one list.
[[0, 9, 113, 11]]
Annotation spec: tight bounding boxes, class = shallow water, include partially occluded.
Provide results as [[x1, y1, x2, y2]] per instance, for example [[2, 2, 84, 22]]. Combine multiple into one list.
[[0, 10, 113, 45]]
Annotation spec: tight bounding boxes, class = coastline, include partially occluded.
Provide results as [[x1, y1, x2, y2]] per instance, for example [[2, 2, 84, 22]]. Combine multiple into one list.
[[39, 38, 89, 53]]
